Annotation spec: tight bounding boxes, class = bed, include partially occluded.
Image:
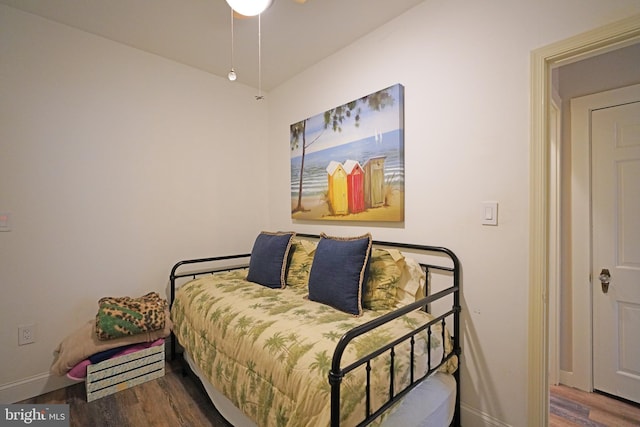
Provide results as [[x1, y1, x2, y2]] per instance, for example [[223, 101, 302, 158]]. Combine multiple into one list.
[[169, 232, 461, 426]]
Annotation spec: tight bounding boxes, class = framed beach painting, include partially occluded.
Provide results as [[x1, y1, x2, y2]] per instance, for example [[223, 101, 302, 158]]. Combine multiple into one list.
[[290, 83, 404, 222]]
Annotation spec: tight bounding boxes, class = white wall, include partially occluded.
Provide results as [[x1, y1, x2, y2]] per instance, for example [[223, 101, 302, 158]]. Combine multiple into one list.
[[0, 5, 269, 402], [266, 1, 640, 426], [2, 1, 640, 425]]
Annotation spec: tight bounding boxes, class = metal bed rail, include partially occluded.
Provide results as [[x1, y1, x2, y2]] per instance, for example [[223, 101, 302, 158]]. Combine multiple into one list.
[[169, 253, 250, 360]]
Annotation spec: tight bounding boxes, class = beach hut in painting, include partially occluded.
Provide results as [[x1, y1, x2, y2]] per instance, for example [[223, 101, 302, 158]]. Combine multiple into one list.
[[326, 161, 349, 215], [343, 160, 365, 214], [363, 156, 386, 208]]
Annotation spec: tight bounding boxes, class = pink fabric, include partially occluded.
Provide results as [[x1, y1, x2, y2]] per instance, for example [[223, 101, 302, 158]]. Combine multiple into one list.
[[66, 338, 164, 381], [66, 359, 91, 381]]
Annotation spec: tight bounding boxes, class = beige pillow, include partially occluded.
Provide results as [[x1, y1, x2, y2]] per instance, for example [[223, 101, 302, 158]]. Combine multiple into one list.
[[285, 238, 317, 288], [363, 248, 404, 311], [394, 256, 426, 307]]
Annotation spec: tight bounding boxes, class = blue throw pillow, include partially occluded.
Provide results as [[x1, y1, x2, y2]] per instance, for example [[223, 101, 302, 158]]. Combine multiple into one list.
[[247, 231, 295, 289], [308, 233, 373, 315]]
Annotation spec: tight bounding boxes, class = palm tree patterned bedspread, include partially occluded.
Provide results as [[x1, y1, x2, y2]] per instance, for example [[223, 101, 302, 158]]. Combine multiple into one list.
[[171, 269, 456, 427]]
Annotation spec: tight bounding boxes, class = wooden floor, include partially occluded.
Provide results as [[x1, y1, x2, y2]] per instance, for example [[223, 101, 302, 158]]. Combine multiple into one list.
[[18, 359, 231, 427], [550, 385, 640, 427], [19, 364, 640, 427]]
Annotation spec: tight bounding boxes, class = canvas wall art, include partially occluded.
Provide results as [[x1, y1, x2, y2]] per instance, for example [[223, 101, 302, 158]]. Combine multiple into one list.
[[290, 83, 405, 222]]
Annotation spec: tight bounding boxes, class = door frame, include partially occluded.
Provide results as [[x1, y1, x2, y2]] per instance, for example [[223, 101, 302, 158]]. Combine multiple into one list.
[[548, 93, 561, 388], [528, 13, 640, 426]]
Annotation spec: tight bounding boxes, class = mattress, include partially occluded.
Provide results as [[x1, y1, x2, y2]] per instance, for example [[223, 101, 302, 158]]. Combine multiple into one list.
[[184, 350, 456, 427], [172, 269, 457, 426]]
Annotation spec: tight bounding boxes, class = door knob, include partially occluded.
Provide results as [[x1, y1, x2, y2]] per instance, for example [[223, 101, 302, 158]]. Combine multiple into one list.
[[599, 268, 611, 294]]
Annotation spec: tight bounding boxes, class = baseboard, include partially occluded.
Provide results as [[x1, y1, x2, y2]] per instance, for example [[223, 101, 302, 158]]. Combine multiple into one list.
[[0, 372, 78, 404], [461, 402, 512, 427], [559, 370, 573, 386]]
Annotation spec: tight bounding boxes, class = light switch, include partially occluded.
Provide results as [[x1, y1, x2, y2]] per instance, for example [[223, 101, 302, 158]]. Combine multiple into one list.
[[481, 202, 498, 226], [0, 212, 11, 232], [484, 207, 493, 220]]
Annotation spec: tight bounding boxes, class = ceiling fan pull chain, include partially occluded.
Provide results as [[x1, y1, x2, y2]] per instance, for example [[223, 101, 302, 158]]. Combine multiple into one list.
[[256, 13, 264, 100], [228, 7, 237, 81]]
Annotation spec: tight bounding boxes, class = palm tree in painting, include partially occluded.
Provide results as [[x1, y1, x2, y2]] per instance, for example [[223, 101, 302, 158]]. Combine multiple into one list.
[[290, 88, 395, 214]]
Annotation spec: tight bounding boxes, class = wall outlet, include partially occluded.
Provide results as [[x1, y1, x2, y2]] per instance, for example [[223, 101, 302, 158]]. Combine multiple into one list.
[[18, 324, 36, 345]]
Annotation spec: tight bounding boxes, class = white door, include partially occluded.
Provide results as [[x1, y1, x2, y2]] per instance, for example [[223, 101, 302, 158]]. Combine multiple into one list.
[[592, 98, 640, 404]]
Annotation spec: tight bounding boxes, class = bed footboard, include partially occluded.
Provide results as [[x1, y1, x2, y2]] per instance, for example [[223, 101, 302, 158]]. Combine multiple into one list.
[[325, 240, 461, 427]]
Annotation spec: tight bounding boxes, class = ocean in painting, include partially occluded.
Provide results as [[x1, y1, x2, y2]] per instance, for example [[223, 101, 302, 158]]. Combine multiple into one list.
[[291, 129, 404, 199]]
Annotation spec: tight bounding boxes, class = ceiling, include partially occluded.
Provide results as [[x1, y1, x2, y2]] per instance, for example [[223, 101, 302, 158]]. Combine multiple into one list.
[[0, 0, 425, 91]]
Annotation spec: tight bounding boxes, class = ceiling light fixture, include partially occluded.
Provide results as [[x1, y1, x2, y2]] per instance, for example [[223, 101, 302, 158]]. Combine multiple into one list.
[[225, 0, 272, 17], [225, 1, 270, 100]]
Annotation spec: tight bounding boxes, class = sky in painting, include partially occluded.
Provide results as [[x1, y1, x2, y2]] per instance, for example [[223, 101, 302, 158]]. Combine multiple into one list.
[[291, 84, 403, 159]]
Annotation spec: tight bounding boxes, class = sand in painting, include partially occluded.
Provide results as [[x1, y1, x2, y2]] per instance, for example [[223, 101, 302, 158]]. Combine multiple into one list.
[[291, 186, 404, 222]]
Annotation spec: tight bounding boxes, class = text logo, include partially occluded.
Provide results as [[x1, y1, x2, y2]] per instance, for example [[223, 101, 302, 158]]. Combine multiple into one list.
[[1, 405, 69, 426]]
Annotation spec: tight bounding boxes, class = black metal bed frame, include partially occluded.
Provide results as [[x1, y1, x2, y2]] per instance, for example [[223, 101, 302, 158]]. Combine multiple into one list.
[[169, 233, 461, 427]]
